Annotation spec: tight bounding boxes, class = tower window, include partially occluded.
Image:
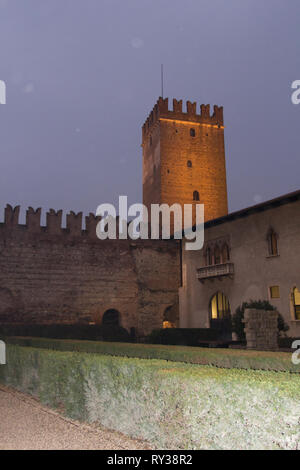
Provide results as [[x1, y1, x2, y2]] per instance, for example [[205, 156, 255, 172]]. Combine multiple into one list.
[[190, 128, 196, 137], [150, 136, 152, 146], [193, 190, 200, 201], [187, 160, 192, 168]]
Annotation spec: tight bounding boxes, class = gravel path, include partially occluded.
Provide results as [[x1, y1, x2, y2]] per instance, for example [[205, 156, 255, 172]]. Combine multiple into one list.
[[0, 384, 150, 450]]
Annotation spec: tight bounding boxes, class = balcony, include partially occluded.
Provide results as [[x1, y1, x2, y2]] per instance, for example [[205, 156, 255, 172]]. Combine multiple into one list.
[[197, 262, 234, 282]]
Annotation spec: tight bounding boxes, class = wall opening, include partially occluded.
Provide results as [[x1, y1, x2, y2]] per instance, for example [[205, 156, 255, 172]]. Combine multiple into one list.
[[163, 305, 177, 328], [102, 309, 120, 327]]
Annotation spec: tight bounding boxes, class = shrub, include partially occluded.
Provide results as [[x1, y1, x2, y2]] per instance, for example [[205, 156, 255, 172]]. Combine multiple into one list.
[[4, 336, 299, 373], [232, 300, 289, 341], [1, 344, 300, 450], [0, 323, 131, 343], [145, 328, 221, 346]]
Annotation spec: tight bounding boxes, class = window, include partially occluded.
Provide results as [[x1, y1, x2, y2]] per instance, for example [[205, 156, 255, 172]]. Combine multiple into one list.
[[293, 287, 300, 320], [193, 190, 200, 201], [214, 246, 221, 265], [205, 247, 212, 266], [210, 292, 231, 320], [190, 128, 195, 137], [221, 243, 230, 263], [187, 160, 192, 168], [267, 229, 278, 256], [270, 286, 280, 299], [149, 136, 152, 146]]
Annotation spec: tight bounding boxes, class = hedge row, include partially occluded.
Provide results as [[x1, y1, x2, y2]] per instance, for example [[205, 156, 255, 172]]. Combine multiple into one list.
[[0, 323, 132, 342], [1, 344, 300, 449], [4, 336, 299, 373]]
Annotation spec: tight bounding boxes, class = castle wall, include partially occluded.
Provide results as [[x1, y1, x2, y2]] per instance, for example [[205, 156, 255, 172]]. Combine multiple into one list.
[[180, 197, 300, 337], [0, 205, 181, 336]]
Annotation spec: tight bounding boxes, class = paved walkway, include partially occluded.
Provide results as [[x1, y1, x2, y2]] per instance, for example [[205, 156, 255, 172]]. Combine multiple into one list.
[[0, 384, 150, 450]]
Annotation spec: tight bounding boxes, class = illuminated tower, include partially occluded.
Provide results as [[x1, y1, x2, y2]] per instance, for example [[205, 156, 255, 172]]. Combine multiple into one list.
[[142, 97, 228, 226]]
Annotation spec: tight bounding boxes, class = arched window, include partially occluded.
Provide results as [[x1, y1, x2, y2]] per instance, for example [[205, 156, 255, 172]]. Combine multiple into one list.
[[210, 292, 231, 320], [293, 288, 300, 320], [214, 245, 221, 265], [193, 190, 200, 201], [102, 309, 120, 326], [221, 243, 230, 263], [187, 160, 192, 168], [267, 229, 278, 256], [190, 128, 196, 137], [206, 246, 212, 266]]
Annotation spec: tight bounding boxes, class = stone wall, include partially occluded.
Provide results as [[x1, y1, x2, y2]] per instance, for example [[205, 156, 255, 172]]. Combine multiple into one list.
[[0, 205, 181, 336], [244, 309, 279, 350]]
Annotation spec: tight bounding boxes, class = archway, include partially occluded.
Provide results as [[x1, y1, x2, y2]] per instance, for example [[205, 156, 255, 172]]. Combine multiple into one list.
[[209, 292, 232, 340], [163, 305, 178, 329], [102, 309, 120, 327]]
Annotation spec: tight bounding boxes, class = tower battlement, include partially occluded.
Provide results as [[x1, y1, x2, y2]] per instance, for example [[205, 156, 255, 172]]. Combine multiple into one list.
[[142, 97, 224, 141]]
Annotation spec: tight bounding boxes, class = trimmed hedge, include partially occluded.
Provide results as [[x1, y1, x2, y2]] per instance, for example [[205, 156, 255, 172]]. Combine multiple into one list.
[[1, 344, 300, 449], [0, 323, 132, 342], [4, 336, 300, 373], [145, 328, 222, 346]]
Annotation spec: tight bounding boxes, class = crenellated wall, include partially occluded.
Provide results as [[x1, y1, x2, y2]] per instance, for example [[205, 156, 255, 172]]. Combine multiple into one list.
[[0, 205, 181, 335], [142, 97, 224, 143]]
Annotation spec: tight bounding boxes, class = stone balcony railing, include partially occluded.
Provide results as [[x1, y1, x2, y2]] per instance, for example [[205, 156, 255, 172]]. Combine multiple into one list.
[[197, 262, 234, 282]]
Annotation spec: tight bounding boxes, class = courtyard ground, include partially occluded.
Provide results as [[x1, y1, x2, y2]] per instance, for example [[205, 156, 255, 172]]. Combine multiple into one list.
[[0, 384, 150, 450]]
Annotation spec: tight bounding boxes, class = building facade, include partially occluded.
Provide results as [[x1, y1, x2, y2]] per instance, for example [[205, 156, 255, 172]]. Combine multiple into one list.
[[179, 191, 300, 337]]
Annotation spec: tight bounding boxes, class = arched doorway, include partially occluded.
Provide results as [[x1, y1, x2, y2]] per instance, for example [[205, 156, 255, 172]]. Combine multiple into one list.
[[163, 305, 178, 329], [209, 292, 232, 340], [102, 309, 120, 327]]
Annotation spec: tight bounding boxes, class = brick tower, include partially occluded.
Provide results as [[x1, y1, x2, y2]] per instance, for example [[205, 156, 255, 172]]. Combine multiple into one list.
[[142, 97, 228, 226]]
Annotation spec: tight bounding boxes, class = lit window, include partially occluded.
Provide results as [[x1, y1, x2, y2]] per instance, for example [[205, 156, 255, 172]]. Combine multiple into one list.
[[293, 287, 300, 320], [163, 321, 175, 329], [190, 128, 195, 137], [270, 286, 280, 299], [193, 190, 200, 201], [267, 229, 278, 256], [210, 292, 230, 320], [187, 160, 192, 168]]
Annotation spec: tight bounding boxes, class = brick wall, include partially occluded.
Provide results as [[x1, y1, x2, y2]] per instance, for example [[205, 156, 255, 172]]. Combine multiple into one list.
[[0, 205, 181, 336], [142, 98, 228, 226]]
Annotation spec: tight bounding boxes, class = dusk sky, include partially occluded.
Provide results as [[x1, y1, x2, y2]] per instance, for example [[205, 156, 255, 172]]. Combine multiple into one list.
[[0, 0, 299, 225]]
